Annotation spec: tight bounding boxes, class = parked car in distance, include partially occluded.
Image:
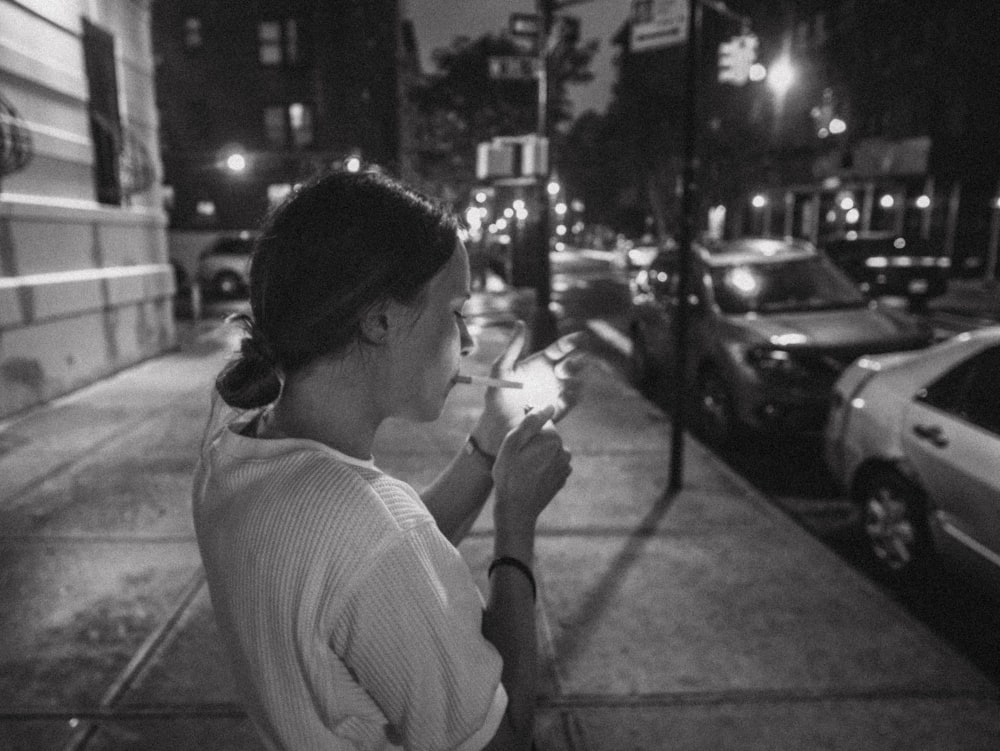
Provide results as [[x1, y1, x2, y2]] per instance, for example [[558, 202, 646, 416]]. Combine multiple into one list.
[[196, 232, 256, 299], [824, 326, 1000, 586], [819, 231, 950, 310], [628, 237, 934, 445]]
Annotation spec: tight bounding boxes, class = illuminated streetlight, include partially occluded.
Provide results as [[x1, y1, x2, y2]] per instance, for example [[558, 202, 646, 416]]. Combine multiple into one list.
[[554, 202, 567, 216], [546, 180, 561, 196], [879, 194, 895, 209], [915, 194, 931, 209], [767, 54, 795, 98], [829, 117, 846, 135], [751, 194, 767, 209], [225, 152, 247, 173], [748, 63, 767, 82], [345, 156, 361, 172], [475, 191, 488, 203]]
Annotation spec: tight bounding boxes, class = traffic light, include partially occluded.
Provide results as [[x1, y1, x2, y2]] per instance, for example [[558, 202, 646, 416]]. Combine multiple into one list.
[[718, 34, 758, 85]]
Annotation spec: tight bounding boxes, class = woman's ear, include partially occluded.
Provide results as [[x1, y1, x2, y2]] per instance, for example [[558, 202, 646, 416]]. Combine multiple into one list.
[[360, 303, 390, 345]]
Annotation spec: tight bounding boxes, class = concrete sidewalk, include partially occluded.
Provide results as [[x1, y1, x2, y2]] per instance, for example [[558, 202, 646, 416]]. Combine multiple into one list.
[[1, 292, 998, 751]]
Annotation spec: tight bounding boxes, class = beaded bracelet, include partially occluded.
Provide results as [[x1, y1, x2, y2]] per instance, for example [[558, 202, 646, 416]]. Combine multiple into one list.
[[488, 556, 537, 601]]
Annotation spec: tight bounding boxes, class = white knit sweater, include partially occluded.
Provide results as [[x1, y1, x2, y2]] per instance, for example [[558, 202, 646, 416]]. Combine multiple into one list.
[[193, 393, 506, 750]]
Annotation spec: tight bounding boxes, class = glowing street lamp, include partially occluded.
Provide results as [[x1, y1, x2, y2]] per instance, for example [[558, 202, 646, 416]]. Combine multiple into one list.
[[767, 54, 795, 99], [345, 156, 362, 173], [225, 151, 247, 173]]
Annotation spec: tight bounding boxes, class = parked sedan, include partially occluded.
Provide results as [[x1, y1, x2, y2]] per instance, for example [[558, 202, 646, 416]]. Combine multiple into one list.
[[196, 232, 256, 299], [824, 326, 1000, 584], [628, 237, 934, 444]]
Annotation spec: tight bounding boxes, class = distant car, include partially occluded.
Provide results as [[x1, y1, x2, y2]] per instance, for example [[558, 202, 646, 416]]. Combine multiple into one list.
[[819, 232, 950, 309], [627, 237, 934, 445], [824, 326, 1000, 584], [197, 233, 256, 299]]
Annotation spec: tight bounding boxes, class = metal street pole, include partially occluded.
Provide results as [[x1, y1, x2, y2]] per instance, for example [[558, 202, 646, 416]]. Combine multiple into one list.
[[532, 0, 558, 350], [669, 0, 701, 492]]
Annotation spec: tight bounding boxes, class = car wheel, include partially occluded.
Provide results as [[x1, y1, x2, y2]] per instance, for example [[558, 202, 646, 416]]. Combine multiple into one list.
[[695, 367, 737, 447], [857, 468, 933, 583], [213, 271, 244, 299]]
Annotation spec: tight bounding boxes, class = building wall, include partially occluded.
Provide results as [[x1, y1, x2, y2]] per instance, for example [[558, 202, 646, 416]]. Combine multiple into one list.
[[0, 0, 172, 419]]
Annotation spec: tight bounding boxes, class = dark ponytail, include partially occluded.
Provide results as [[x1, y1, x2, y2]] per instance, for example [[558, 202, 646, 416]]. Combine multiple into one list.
[[215, 314, 283, 409], [214, 168, 459, 409]]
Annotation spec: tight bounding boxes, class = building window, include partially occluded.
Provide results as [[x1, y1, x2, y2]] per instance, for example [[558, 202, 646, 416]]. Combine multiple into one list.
[[263, 103, 314, 148], [82, 19, 122, 205], [258, 19, 305, 66], [183, 17, 202, 48]]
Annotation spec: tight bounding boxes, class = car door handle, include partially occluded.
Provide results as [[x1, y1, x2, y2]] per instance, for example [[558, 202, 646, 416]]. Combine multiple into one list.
[[912, 423, 949, 448]]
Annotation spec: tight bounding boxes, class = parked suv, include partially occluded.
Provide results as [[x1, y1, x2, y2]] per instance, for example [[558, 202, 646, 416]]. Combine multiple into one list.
[[819, 232, 950, 309], [197, 233, 256, 299], [627, 237, 934, 445]]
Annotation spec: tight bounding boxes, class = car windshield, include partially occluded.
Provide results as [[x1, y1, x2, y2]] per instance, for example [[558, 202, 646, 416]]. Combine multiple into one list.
[[709, 256, 867, 314]]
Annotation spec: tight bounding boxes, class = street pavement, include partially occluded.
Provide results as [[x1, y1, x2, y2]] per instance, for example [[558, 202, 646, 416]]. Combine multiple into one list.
[[1, 288, 999, 751]]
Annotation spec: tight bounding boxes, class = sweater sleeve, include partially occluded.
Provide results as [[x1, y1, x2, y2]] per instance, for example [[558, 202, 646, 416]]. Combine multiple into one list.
[[331, 522, 507, 751]]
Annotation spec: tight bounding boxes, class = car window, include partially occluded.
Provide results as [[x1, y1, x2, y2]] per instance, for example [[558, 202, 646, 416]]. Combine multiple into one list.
[[918, 344, 1000, 436], [708, 256, 866, 314]]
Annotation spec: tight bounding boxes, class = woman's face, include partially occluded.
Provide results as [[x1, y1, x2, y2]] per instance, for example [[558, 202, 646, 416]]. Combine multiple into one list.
[[386, 238, 473, 421]]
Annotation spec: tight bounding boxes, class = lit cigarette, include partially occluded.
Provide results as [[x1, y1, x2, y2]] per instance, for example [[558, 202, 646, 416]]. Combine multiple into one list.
[[454, 374, 523, 389]]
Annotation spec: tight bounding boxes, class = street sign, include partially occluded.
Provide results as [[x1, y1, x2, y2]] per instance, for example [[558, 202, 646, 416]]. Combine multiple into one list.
[[630, 0, 688, 51], [476, 135, 549, 179], [488, 55, 539, 81], [718, 34, 758, 85]]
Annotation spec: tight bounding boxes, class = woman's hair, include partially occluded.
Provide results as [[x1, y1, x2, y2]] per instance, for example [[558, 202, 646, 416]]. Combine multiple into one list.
[[215, 168, 459, 409]]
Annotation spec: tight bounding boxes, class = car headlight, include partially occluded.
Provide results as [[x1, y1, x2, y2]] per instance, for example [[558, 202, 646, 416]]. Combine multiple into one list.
[[745, 347, 810, 378]]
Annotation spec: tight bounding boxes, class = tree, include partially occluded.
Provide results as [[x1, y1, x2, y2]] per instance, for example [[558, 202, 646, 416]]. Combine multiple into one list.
[[409, 31, 597, 204]]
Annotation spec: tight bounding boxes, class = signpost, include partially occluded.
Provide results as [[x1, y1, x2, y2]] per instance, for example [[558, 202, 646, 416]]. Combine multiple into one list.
[[629, 0, 751, 491]]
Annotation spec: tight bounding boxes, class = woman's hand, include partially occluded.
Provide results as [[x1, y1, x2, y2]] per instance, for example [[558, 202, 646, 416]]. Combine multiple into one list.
[[492, 405, 572, 546], [471, 322, 585, 455]]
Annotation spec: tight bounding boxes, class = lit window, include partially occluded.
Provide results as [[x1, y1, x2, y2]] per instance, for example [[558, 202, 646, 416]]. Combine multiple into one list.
[[259, 19, 305, 66], [184, 17, 202, 48], [288, 103, 313, 147], [263, 103, 314, 148], [258, 21, 282, 65], [268, 184, 292, 207]]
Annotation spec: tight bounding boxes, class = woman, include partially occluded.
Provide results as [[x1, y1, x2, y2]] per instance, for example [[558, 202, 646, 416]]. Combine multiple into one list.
[[193, 168, 576, 751]]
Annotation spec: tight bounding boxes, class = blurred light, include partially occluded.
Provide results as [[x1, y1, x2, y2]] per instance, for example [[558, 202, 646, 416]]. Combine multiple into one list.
[[893, 237, 907, 249], [829, 117, 846, 134], [503, 207, 514, 218], [554, 202, 567, 215], [345, 156, 361, 172], [496, 217, 508, 230], [475, 191, 488, 203], [726, 266, 760, 294], [515, 207, 529, 221], [751, 194, 767, 208], [767, 55, 795, 97], [826, 210, 838, 223], [769, 333, 807, 345], [555, 224, 567, 236], [879, 194, 895, 209], [225, 152, 247, 172], [994, 196, 1000, 209], [570, 199, 585, 212], [817, 127, 829, 138], [554, 241, 566, 251], [512, 199, 525, 211], [749, 62, 767, 82], [915, 194, 931, 209], [572, 221, 585, 233], [839, 195, 855, 211], [846, 208, 860, 224], [546, 180, 561, 196], [846, 230, 858, 240], [196, 200, 216, 216]]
